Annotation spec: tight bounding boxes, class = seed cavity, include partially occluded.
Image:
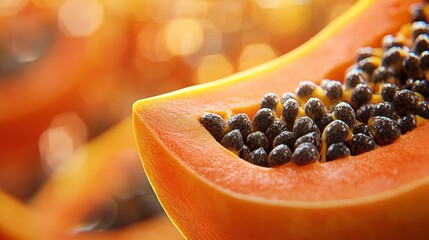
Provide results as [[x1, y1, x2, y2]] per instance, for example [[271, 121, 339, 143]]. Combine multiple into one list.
[[200, 1, 429, 167]]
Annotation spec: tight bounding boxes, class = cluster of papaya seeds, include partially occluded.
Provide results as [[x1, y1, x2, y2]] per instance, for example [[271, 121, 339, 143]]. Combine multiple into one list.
[[200, 0, 429, 168]]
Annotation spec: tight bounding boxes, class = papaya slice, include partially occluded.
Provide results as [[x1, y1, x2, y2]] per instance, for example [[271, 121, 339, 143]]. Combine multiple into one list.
[[133, 0, 429, 239]]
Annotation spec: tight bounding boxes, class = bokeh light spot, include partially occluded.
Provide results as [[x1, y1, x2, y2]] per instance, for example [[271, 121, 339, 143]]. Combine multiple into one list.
[[196, 54, 233, 84], [254, 0, 285, 9], [58, 0, 104, 36], [239, 43, 277, 71], [39, 113, 87, 174], [164, 18, 204, 56], [137, 23, 172, 62], [0, 0, 28, 16]]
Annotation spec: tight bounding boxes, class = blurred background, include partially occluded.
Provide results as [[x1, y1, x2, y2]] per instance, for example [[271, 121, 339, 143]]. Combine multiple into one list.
[[0, 0, 355, 238]]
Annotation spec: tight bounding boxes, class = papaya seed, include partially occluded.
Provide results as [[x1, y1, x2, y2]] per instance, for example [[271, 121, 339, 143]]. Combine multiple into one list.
[[324, 80, 343, 101], [332, 102, 356, 127], [221, 129, 244, 154], [348, 133, 376, 156], [227, 113, 252, 139], [368, 116, 401, 145], [247, 131, 270, 152], [345, 69, 367, 89], [261, 92, 280, 111], [248, 147, 268, 167], [200, 113, 226, 142], [281, 98, 300, 124], [252, 108, 275, 132], [291, 143, 320, 166], [351, 83, 373, 107], [393, 89, 418, 114], [265, 119, 287, 144], [293, 116, 319, 139], [304, 98, 326, 121], [326, 142, 351, 162], [397, 114, 417, 134], [268, 144, 292, 167], [294, 131, 322, 152], [380, 83, 399, 102], [323, 120, 351, 147], [272, 131, 296, 150], [296, 81, 316, 99]]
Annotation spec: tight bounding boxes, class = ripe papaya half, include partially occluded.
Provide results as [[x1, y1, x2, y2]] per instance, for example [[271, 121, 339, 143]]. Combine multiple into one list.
[[133, 0, 429, 239]]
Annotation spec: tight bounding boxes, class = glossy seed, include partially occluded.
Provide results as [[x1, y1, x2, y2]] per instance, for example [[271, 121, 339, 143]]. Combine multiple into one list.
[[351, 83, 373, 107], [320, 79, 332, 89], [403, 52, 422, 79], [221, 129, 243, 153], [247, 131, 270, 152], [371, 66, 397, 85], [419, 50, 429, 71], [417, 100, 429, 118], [332, 102, 356, 127], [268, 144, 292, 167], [294, 131, 322, 151], [382, 34, 404, 50], [411, 79, 429, 97], [381, 47, 405, 72], [261, 92, 280, 111], [240, 145, 250, 160], [412, 21, 429, 41], [227, 113, 252, 139], [358, 57, 379, 75], [356, 104, 374, 124], [410, 3, 427, 22], [281, 98, 300, 124], [265, 119, 287, 143], [368, 116, 401, 145], [291, 142, 320, 165], [348, 133, 376, 155], [200, 113, 226, 142], [380, 83, 399, 102], [252, 108, 275, 132], [293, 116, 319, 139], [393, 90, 418, 114], [304, 98, 326, 121], [272, 131, 296, 150], [397, 114, 417, 134], [356, 47, 375, 62], [403, 78, 415, 90], [345, 69, 367, 89], [413, 34, 429, 54], [326, 142, 351, 161], [296, 81, 316, 99], [325, 80, 343, 101], [323, 120, 350, 146], [372, 102, 397, 120], [248, 147, 268, 167], [315, 114, 334, 133], [280, 92, 296, 104], [353, 123, 372, 137]]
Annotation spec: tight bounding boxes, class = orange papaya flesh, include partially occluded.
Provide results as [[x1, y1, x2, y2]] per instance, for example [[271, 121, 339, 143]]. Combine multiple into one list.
[[133, 0, 429, 239]]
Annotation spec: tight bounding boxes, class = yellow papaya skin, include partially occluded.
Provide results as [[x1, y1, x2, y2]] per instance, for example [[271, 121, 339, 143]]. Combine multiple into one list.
[[133, 0, 429, 239]]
